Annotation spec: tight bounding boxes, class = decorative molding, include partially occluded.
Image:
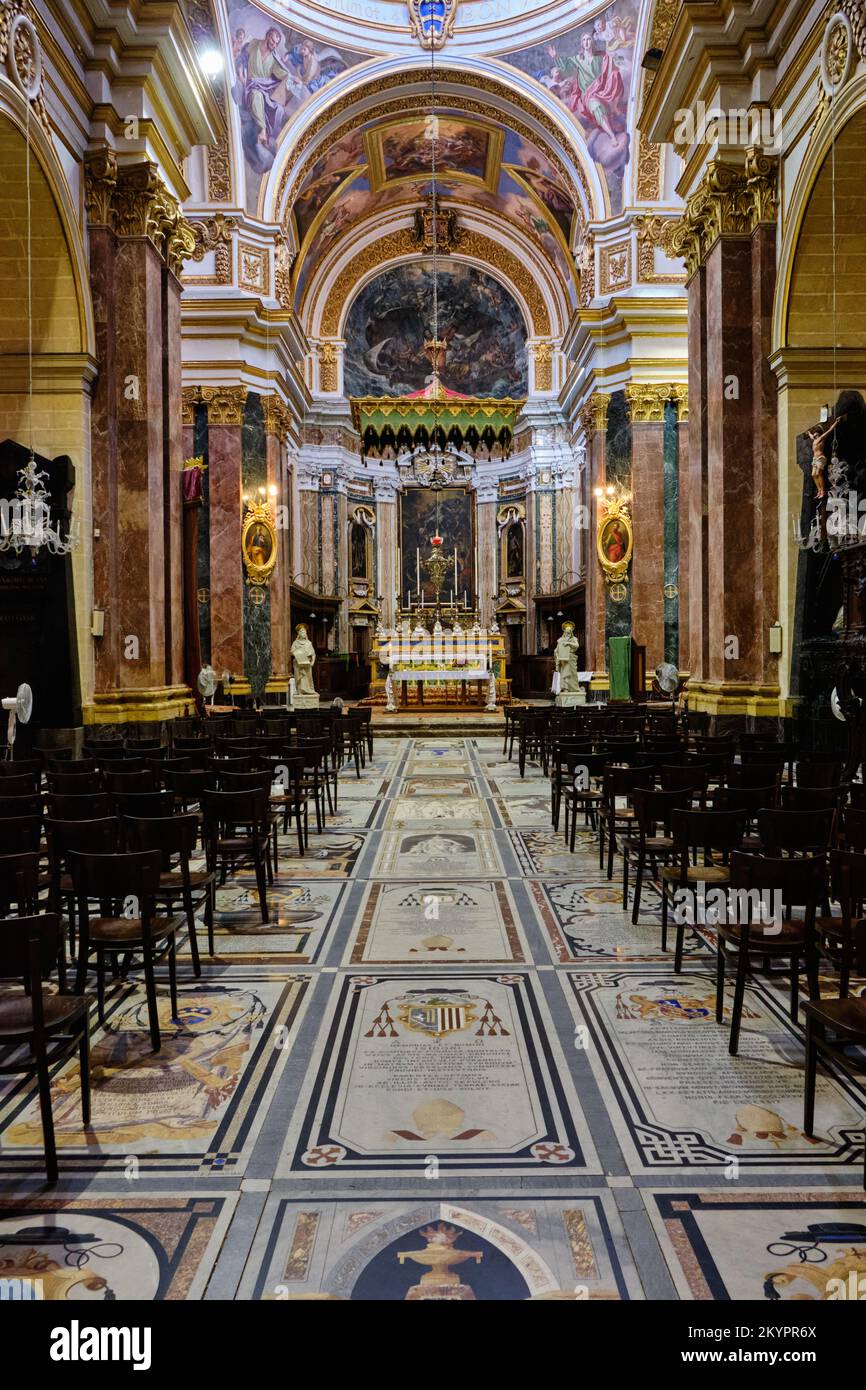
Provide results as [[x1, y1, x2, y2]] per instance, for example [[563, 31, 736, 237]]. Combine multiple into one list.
[[635, 214, 686, 283], [274, 233, 294, 308], [188, 212, 236, 283], [319, 227, 551, 338], [1, 2, 49, 132], [530, 340, 554, 392], [671, 148, 779, 277], [411, 192, 462, 253], [238, 242, 268, 294], [599, 240, 632, 293], [262, 394, 293, 440], [576, 232, 595, 307], [578, 393, 611, 437], [199, 385, 248, 427], [408, 0, 457, 48], [636, 133, 662, 202], [318, 341, 339, 393]]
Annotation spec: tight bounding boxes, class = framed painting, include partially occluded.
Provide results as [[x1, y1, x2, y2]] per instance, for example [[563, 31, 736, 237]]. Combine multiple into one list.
[[242, 505, 278, 585]]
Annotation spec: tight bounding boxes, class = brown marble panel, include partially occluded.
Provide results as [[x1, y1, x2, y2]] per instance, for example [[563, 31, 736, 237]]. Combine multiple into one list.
[[266, 431, 287, 677], [114, 237, 165, 690], [165, 274, 185, 687], [207, 424, 244, 675], [631, 422, 665, 669], [89, 226, 120, 693], [705, 237, 758, 683], [686, 267, 708, 682], [752, 224, 779, 688], [677, 420, 689, 671]]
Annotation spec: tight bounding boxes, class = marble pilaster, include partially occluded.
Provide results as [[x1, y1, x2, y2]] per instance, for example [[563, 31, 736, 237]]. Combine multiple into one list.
[[630, 419, 665, 669], [206, 404, 245, 678]]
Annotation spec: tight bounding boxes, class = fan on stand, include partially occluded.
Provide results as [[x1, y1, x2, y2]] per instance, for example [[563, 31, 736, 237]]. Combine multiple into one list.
[[197, 664, 218, 711], [653, 662, 680, 707], [2, 682, 33, 758]]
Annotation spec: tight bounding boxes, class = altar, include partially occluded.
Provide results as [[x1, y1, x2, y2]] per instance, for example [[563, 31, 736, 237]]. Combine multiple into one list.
[[385, 666, 494, 710], [373, 619, 508, 711]]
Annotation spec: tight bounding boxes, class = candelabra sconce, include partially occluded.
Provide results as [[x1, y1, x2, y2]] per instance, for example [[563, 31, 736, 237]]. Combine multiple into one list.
[[242, 485, 278, 586]]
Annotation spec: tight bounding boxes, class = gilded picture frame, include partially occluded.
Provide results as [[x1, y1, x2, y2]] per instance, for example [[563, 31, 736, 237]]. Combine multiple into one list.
[[596, 499, 632, 585], [242, 504, 278, 586]]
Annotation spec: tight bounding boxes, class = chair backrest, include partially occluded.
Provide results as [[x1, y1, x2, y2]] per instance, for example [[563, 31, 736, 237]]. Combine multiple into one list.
[[602, 765, 654, 798], [660, 765, 709, 796], [125, 737, 164, 752], [729, 850, 826, 913], [795, 760, 842, 790], [0, 794, 43, 821], [0, 815, 42, 853], [632, 785, 690, 834], [48, 770, 103, 796], [671, 807, 746, 855], [205, 754, 254, 774], [212, 769, 271, 793], [45, 816, 120, 867], [727, 762, 783, 790], [837, 806, 866, 852], [0, 772, 39, 795], [47, 792, 114, 822], [758, 807, 836, 854], [123, 813, 198, 859], [0, 761, 41, 783], [0, 851, 40, 913], [829, 847, 866, 917], [105, 769, 155, 794], [45, 756, 95, 774], [71, 849, 162, 913], [0, 912, 62, 985], [705, 784, 779, 815], [780, 784, 841, 811], [201, 787, 268, 830], [173, 736, 211, 752], [113, 791, 177, 821]]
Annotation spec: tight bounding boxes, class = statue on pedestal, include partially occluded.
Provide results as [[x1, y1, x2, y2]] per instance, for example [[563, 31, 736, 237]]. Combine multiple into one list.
[[554, 621, 580, 694], [291, 625, 317, 696]]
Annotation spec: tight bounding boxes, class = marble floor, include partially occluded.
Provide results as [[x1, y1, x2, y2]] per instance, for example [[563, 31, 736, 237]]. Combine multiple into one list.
[[1, 734, 864, 1301]]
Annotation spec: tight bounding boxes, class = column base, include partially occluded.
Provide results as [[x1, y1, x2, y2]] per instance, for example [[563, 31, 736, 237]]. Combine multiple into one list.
[[684, 681, 782, 717], [83, 686, 194, 724]]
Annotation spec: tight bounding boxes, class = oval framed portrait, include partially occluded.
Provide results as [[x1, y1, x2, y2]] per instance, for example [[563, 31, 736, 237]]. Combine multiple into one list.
[[596, 511, 633, 575], [242, 509, 278, 586]]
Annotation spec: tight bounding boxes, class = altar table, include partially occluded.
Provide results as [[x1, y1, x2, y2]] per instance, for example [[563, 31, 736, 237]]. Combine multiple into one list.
[[385, 668, 496, 711]]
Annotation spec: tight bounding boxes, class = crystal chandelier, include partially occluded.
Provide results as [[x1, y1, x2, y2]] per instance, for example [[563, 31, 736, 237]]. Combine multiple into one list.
[[0, 90, 76, 557]]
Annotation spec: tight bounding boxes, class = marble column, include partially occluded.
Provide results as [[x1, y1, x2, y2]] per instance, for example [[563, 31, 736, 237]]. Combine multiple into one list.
[[674, 150, 779, 715], [579, 396, 608, 671], [263, 396, 293, 685], [476, 492, 497, 627], [85, 153, 194, 722], [628, 404, 666, 670], [375, 481, 397, 629], [201, 386, 246, 679]]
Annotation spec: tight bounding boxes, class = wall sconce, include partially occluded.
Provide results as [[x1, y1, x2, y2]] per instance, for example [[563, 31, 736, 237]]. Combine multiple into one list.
[[91, 608, 105, 638], [769, 621, 783, 655]]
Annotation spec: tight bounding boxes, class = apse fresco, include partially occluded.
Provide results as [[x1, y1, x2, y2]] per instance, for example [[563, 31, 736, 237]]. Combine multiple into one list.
[[343, 261, 528, 398], [502, 0, 638, 212], [226, 0, 370, 209], [292, 131, 365, 243]]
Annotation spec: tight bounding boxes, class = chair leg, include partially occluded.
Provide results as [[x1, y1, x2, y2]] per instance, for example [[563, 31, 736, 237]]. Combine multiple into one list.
[[715, 939, 725, 1023], [631, 852, 644, 925], [661, 884, 668, 953], [35, 1041, 58, 1185], [254, 842, 269, 924], [96, 950, 106, 1024], [569, 798, 578, 854], [206, 880, 215, 956], [803, 1015, 817, 1136], [606, 821, 616, 881], [622, 842, 629, 911], [674, 919, 686, 974], [168, 933, 179, 1021], [183, 884, 201, 977], [789, 955, 800, 1024], [142, 952, 161, 1053], [729, 946, 749, 1056], [598, 818, 605, 870], [79, 1011, 91, 1126]]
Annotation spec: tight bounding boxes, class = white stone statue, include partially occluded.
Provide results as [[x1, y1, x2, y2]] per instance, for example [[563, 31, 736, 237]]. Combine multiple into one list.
[[291, 625, 317, 696], [554, 621, 580, 694]]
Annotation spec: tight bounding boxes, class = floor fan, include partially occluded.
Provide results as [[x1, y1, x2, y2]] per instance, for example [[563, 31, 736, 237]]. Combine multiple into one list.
[[654, 662, 679, 709], [197, 664, 217, 711], [2, 682, 33, 758]]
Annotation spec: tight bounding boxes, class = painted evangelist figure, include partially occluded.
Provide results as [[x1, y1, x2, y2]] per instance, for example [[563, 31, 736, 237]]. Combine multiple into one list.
[[502, 1, 637, 212]]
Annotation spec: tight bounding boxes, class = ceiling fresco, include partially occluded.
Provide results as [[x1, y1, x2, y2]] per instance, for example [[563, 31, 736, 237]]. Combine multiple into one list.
[[290, 111, 579, 307], [499, 0, 638, 214], [343, 261, 529, 399]]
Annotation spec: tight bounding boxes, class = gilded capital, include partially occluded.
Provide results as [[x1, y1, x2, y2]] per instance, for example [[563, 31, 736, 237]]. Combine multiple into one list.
[[671, 151, 779, 277], [84, 148, 118, 226], [625, 383, 688, 424], [181, 386, 201, 427], [200, 385, 248, 427], [578, 392, 610, 437], [262, 394, 294, 440]]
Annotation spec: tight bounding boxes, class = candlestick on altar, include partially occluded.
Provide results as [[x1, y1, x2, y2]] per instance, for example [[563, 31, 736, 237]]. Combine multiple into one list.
[[416, 549, 420, 591], [463, 591, 467, 606], [454, 549, 458, 590]]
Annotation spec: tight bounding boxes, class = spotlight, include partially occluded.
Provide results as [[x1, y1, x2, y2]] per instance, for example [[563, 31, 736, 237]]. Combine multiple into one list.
[[200, 48, 224, 77]]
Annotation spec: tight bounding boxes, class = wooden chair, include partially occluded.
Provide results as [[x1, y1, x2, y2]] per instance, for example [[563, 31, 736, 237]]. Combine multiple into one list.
[[0, 851, 41, 916], [0, 913, 91, 1184], [261, 752, 308, 856], [624, 786, 690, 922], [802, 994, 866, 1188], [0, 758, 42, 780], [45, 817, 121, 954], [0, 772, 39, 796], [816, 849, 866, 998], [114, 791, 177, 825], [835, 806, 866, 853], [780, 785, 842, 812], [719, 852, 823, 1053], [201, 788, 270, 924], [661, 808, 746, 969], [211, 769, 279, 875], [597, 765, 654, 879], [562, 752, 608, 850], [518, 714, 548, 779], [124, 814, 211, 964], [104, 769, 156, 796], [72, 849, 181, 1051], [48, 770, 103, 796], [0, 792, 43, 820]]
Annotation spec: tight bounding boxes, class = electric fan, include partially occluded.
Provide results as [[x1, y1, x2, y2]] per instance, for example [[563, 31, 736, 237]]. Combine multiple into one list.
[[2, 682, 33, 756], [197, 664, 218, 709]]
